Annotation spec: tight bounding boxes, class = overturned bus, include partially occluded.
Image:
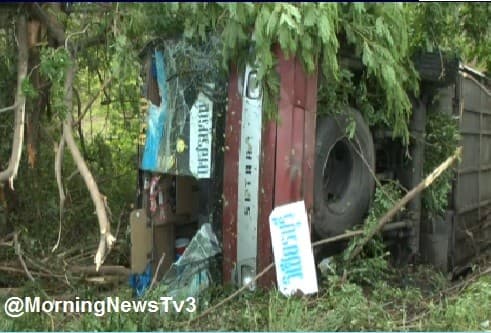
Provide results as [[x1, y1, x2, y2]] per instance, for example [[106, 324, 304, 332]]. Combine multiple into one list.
[[129, 37, 491, 292]]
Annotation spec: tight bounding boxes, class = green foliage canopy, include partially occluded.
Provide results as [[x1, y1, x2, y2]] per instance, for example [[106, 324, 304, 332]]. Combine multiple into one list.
[[130, 3, 419, 143]]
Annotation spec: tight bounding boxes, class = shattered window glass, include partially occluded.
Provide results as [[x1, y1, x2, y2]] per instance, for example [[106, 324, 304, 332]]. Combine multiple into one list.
[[139, 36, 226, 178]]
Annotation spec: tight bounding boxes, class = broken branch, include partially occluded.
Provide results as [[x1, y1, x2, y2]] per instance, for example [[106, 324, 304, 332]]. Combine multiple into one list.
[[190, 263, 275, 324], [13, 232, 35, 282], [35, 2, 117, 271], [0, 266, 57, 278], [348, 146, 462, 261], [149, 252, 166, 290], [190, 220, 415, 323], [311, 230, 364, 248], [62, 62, 115, 271], [192, 227, 379, 323], [69, 265, 130, 276]]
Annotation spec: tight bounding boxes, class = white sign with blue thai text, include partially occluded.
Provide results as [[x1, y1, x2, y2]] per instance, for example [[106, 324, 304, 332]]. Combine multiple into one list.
[[189, 92, 213, 179], [269, 201, 318, 296]]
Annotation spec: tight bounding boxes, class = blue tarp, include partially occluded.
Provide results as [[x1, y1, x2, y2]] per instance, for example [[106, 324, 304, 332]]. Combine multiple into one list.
[[128, 263, 152, 297], [141, 50, 167, 171]]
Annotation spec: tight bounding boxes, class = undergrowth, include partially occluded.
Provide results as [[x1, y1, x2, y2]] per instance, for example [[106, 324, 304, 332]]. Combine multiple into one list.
[[422, 109, 460, 219], [1, 271, 489, 331], [1, 181, 489, 331]]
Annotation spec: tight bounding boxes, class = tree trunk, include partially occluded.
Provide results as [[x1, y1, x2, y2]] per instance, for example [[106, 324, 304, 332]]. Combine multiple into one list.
[[26, 18, 48, 171], [28, 3, 116, 271], [0, 15, 28, 186]]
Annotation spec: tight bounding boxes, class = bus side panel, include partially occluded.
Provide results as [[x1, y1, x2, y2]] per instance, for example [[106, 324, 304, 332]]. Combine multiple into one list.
[[452, 73, 491, 270]]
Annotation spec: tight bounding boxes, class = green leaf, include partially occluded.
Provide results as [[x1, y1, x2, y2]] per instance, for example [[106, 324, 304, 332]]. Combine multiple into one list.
[[361, 41, 374, 69], [277, 26, 291, 56], [375, 17, 384, 38], [279, 12, 297, 30], [303, 6, 317, 27], [266, 9, 279, 37], [21, 78, 38, 99], [318, 15, 331, 43], [346, 118, 357, 139]]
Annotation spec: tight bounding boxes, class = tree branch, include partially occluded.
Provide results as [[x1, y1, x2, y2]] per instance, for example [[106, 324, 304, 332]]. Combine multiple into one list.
[[190, 262, 275, 324], [0, 15, 28, 187], [52, 135, 65, 253], [68, 265, 130, 276], [30, 1, 115, 271], [0, 103, 17, 114], [31, 3, 108, 51], [74, 76, 113, 126], [29, 3, 65, 45], [73, 87, 88, 158], [76, 30, 108, 52], [348, 146, 462, 261], [13, 232, 35, 282], [62, 63, 115, 271]]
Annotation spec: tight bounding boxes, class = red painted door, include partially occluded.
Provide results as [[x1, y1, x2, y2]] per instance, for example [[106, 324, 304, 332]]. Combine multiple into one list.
[[222, 50, 318, 288]]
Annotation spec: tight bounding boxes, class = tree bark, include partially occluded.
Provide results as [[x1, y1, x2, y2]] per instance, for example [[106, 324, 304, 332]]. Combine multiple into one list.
[[26, 18, 48, 170], [0, 15, 28, 187], [73, 87, 88, 159], [29, 3, 65, 46], [69, 265, 130, 276]]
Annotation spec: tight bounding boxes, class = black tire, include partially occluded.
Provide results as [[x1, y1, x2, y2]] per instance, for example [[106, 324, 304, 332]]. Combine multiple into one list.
[[313, 108, 375, 238]]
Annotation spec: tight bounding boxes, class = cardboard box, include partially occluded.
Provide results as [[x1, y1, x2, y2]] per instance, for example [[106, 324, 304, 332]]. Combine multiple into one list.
[[153, 224, 175, 280], [131, 174, 200, 280], [130, 209, 152, 274], [175, 175, 199, 216]]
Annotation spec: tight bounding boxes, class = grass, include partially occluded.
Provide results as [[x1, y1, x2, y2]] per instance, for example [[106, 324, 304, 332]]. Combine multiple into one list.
[[1, 262, 490, 331]]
